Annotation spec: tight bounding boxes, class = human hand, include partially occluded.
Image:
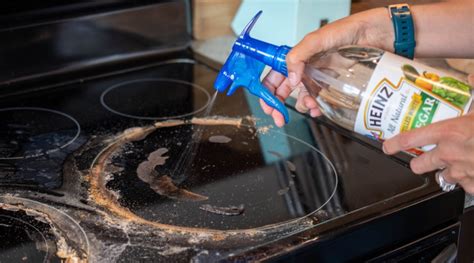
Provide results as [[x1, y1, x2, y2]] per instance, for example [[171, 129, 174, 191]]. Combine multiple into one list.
[[383, 74, 474, 194], [260, 7, 395, 127]]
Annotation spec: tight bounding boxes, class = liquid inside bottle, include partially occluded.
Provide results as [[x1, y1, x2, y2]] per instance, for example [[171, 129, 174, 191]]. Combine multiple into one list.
[[302, 45, 473, 147]]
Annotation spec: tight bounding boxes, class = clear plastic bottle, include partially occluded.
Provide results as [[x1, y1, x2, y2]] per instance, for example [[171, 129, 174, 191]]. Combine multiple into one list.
[[301, 45, 473, 146], [214, 12, 473, 149]]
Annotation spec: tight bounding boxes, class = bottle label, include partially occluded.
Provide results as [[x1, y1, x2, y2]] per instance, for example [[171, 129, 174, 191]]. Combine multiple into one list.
[[354, 52, 473, 146]]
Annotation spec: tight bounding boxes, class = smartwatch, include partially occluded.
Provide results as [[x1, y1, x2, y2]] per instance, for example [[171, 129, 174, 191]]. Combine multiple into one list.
[[388, 4, 416, 59]]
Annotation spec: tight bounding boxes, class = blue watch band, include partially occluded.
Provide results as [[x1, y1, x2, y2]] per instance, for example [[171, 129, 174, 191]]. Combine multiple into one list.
[[389, 4, 416, 59]]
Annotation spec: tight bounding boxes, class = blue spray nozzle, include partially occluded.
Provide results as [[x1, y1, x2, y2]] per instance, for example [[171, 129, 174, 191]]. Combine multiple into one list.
[[213, 11, 292, 124]]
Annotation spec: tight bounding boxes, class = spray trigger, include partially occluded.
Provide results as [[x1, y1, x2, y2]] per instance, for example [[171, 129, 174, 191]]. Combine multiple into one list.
[[213, 11, 291, 123]]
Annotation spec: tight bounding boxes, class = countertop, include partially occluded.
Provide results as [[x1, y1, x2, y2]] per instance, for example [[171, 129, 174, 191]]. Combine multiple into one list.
[[192, 35, 236, 65]]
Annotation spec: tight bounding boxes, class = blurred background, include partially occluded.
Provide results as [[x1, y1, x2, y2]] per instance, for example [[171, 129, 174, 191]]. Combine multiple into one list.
[[192, 0, 473, 76]]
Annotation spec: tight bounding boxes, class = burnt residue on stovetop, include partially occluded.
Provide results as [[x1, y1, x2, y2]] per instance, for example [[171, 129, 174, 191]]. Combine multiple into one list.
[[91, 117, 337, 231], [1, 115, 332, 261], [135, 148, 208, 202], [56, 116, 336, 259]]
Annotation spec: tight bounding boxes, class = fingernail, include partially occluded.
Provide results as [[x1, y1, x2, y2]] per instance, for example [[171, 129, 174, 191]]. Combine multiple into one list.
[[288, 72, 298, 86], [276, 120, 284, 128], [382, 144, 388, 154]]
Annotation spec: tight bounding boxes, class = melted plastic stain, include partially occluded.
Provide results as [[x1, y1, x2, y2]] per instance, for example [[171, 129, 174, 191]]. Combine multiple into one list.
[[208, 135, 232, 144], [286, 161, 296, 172], [277, 187, 290, 196], [199, 204, 245, 216], [152, 176, 208, 201]]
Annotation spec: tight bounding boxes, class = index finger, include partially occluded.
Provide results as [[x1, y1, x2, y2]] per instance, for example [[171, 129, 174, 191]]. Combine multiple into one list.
[[262, 70, 285, 91], [383, 122, 446, 154], [286, 32, 325, 86], [286, 21, 350, 85]]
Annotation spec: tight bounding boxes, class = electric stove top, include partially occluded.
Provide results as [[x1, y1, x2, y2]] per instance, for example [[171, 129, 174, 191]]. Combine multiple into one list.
[[0, 50, 463, 262]]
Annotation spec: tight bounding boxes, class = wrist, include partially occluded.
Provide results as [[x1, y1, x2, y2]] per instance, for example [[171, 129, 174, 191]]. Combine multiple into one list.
[[357, 7, 395, 52]]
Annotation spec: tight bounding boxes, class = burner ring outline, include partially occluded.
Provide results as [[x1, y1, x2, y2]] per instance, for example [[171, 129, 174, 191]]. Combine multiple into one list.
[[100, 78, 211, 120], [0, 107, 81, 160], [272, 128, 339, 217], [0, 214, 52, 263], [0, 195, 90, 261]]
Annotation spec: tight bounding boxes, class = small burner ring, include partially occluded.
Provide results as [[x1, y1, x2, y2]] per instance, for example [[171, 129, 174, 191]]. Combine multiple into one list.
[[0, 214, 52, 263], [100, 78, 211, 120], [0, 107, 81, 160], [0, 195, 89, 261]]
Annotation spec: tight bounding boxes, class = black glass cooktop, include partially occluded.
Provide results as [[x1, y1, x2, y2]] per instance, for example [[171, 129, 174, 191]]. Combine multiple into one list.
[[0, 55, 439, 262]]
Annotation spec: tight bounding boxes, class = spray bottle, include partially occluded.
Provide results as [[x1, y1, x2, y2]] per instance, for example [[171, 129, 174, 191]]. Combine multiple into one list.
[[214, 11, 473, 153]]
